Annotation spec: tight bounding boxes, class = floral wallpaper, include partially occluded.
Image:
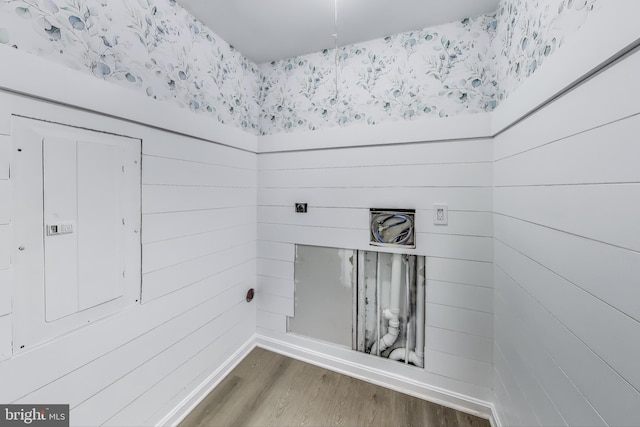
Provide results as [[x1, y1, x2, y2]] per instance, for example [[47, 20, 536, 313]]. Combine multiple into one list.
[[0, 0, 261, 133], [491, 0, 600, 103], [0, 0, 600, 136], [258, 14, 498, 135]]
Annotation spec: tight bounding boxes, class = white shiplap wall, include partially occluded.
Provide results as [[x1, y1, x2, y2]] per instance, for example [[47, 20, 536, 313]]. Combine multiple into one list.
[[0, 108, 11, 363], [492, 48, 640, 427], [256, 135, 494, 403], [0, 89, 257, 426]]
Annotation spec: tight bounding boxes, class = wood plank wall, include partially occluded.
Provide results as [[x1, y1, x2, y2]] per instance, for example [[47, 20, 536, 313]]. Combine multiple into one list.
[[492, 48, 640, 427], [0, 91, 257, 426], [0, 105, 10, 362], [256, 137, 494, 401]]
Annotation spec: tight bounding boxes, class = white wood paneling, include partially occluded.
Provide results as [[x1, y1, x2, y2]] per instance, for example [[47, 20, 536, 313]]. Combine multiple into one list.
[[258, 223, 493, 261], [257, 258, 294, 281], [0, 135, 8, 179], [426, 303, 492, 339], [493, 343, 538, 427], [108, 317, 254, 427], [0, 225, 9, 270], [257, 275, 294, 298], [258, 187, 493, 211], [143, 131, 256, 167], [143, 224, 255, 273], [494, 115, 640, 186], [142, 244, 256, 302], [19, 284, 245, 407], [259, 206, 493, 237], [258, 162, 492, 188], [143, 206, 256, 244], [426, 258, 493, 288], [493, 48, 640, 156], [494, 267, 640, 426], [494, 325, 560, 427], [143, 156, 255, 188], [427, 280, 493, 313], [492, 364, 516, 427], [259, 138, 493, 170], [425, 327, 492, 364], [256, 241, 294, 262], [496, 240, 640, 392], [72, 304, 252, 426], [424, 349, 492, 389], [495, 289, 606, 427], [0, 180, 9, 224], [0, 253, 252, 401], [143, 185, 255, 214], [259, 206, 366, 229], [0, 315, 10, 362], [257, 292, 294, 317], [256, 136, 493, 402], [256, 309, 287, 333], [258, 113, 492, 152], [493, 45, 640, 426], [495, 184, 640, 252], [0, 89, 257, 427], [0, 269, 11, 316], [495, 214, 640, 323], [148, 338, 256, 427], [0, 99, 10, 135]]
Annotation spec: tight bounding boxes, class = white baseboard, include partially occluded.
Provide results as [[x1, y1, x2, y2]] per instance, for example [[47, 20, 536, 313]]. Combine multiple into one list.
[[155, 335, 258, 427], [155, 332, 501, 426], [489, 403, 503, 427], [255, 333, 495, 423]]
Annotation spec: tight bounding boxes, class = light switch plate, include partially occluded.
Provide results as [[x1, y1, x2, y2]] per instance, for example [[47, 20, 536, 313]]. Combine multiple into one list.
[[46, 222, 74, 236], [433, 204, 448, 225]]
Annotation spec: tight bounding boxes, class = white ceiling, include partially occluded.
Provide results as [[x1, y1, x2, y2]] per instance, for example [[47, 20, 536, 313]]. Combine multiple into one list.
[[177, 0, 501, 64]]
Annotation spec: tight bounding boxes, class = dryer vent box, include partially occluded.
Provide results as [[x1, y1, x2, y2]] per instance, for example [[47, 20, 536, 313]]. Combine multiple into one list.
[[369, 209, 415, 249]]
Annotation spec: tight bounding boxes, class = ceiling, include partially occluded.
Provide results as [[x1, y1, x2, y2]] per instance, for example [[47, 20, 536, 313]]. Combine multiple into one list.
[[177, 0, 501, 64]]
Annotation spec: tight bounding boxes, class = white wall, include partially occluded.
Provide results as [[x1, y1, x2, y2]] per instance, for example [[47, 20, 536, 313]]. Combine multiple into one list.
[[0, 103, 10, 362], [492, 47, 640, 427], [0, 85, 257, 426], [256, 118, 495, 406]]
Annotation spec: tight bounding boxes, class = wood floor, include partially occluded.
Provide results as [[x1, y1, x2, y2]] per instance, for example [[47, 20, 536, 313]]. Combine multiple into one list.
[[179, 347, 490, 427]]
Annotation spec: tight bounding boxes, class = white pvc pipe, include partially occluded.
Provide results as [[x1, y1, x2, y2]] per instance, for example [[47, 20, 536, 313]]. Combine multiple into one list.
[[389, 253, 402, 318], [371, 253, 402, 355], [384, 257, 426, 368], [388, 347, 424, 367]]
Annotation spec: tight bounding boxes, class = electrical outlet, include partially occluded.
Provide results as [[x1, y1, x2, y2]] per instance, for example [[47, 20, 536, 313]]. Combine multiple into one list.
[[433, 204, 448, 225], [295, 203, 308, 213]]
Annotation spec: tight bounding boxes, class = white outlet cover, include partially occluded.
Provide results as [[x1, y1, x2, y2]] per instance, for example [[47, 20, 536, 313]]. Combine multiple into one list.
[[433, 204, 448, 225]]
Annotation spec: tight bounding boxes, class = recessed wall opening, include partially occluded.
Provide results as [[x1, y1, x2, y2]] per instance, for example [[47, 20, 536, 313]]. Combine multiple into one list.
[[289, 244, 426, 368]]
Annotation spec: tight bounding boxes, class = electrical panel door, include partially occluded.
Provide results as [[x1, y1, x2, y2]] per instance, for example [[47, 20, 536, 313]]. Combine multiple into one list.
[[12, 117, 141, 353], [43, 137, 127, 321]]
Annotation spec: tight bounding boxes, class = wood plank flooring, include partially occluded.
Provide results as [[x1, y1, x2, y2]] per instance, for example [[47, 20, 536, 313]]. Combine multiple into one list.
[[179, 347, 490, 427]]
